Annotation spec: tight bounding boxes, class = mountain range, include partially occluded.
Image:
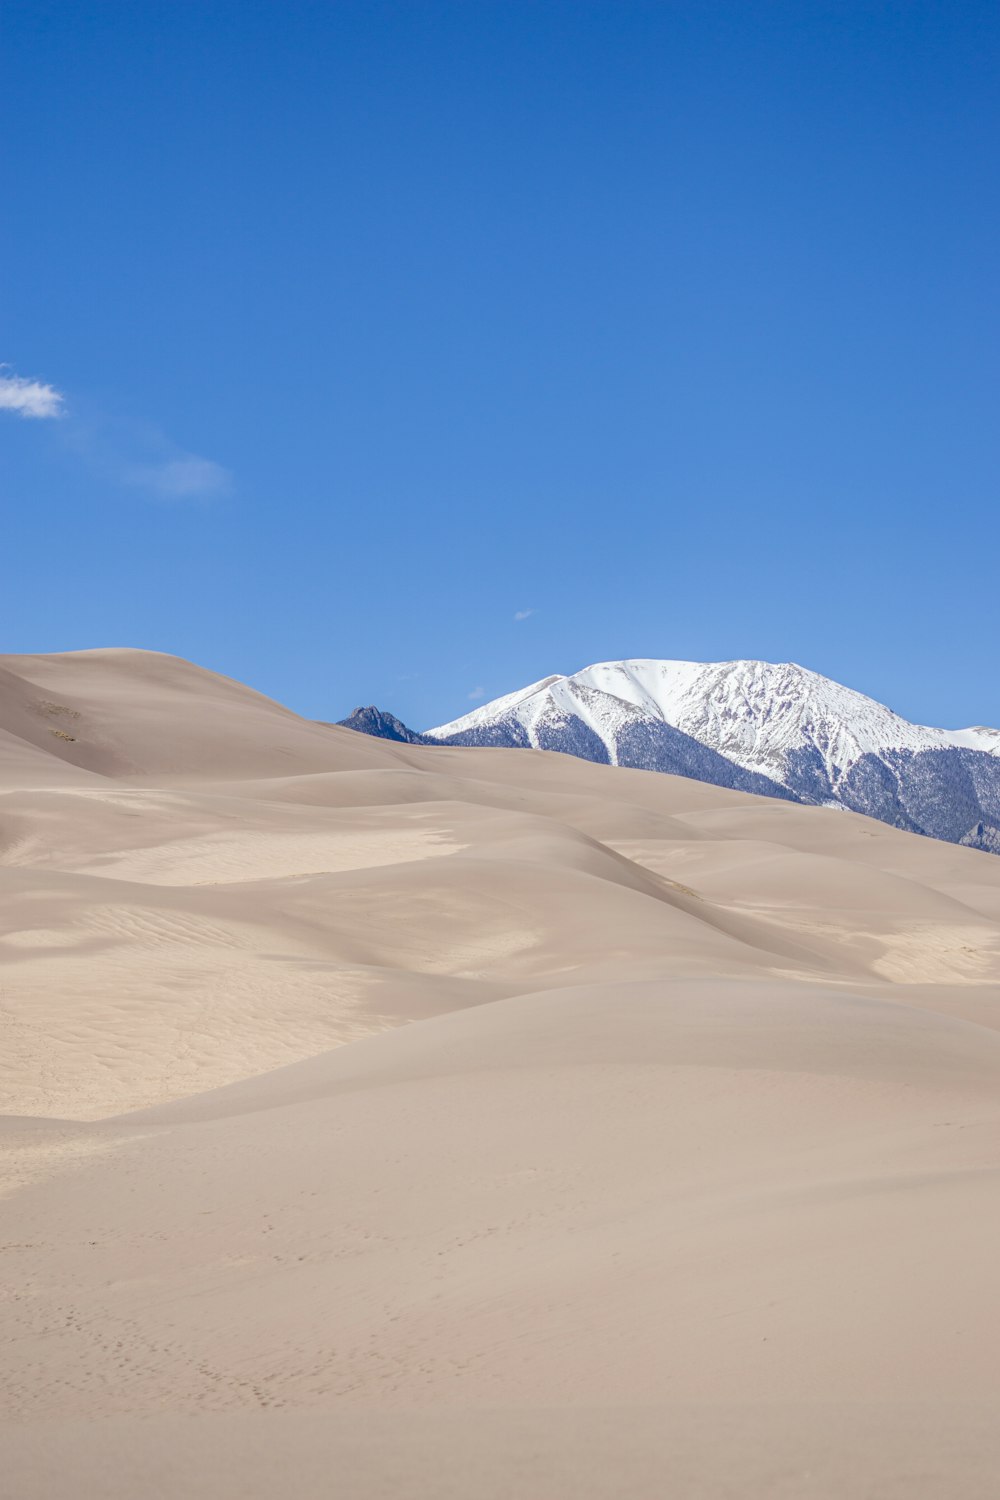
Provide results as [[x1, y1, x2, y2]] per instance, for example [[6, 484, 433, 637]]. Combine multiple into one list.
[[339, 659, 1000, 855]]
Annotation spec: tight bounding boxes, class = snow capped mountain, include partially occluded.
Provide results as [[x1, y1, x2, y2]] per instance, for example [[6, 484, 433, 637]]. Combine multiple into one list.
[[430, 659, 997, 779], [424, 659, 1000, 853]]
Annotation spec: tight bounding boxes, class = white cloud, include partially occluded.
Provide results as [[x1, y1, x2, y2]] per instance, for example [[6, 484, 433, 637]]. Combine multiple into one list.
[[467, 686, 485, 701], [513, 608, 534, 622], [0, 368, 64, 419]]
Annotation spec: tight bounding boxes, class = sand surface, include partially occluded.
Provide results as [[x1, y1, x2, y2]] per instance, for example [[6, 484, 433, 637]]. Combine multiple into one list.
[[2, 649, 1000, 1496]]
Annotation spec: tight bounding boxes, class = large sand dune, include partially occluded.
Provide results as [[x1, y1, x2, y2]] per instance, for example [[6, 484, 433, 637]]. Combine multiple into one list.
[[3, 650, 1000, 1496]]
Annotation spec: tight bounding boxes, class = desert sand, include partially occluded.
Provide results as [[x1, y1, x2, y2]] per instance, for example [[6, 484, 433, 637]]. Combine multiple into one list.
[[3, 649, 1000, 1497]]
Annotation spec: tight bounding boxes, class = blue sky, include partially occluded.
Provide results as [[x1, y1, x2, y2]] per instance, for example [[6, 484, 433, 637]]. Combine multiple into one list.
[[3, 0, 997, 731]]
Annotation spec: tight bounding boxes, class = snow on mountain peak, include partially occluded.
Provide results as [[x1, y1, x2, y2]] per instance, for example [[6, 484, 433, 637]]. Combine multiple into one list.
[[425, 658, 999, 787]]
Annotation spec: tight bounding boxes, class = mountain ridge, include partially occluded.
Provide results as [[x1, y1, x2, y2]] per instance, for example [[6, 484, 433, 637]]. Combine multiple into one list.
[[339, 657, 1000, 855], [334, 705, 433, 745], [427, 659, 1000, 768]]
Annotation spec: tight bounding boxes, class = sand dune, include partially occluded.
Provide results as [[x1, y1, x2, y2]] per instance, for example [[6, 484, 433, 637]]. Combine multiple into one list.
[[3, 649, 1000, 1497]]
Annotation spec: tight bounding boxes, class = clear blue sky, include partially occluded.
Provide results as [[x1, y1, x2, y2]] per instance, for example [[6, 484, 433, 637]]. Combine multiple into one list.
[[3, 1, 997, 731]]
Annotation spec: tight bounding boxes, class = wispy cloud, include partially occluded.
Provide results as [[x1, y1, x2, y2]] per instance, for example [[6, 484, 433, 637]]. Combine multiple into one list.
[[66, 405, 232, 500], [513, 608, 535, 622], [467, 685, 485, 701], [122, 453, 232, 499], [2, 360, 232, 498], [67, 410, 233, 500], [0, 367, 64, 419]]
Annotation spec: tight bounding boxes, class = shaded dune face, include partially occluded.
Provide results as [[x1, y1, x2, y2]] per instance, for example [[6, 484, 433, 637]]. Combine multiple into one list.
[[3, 649, 1000, 1499]]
